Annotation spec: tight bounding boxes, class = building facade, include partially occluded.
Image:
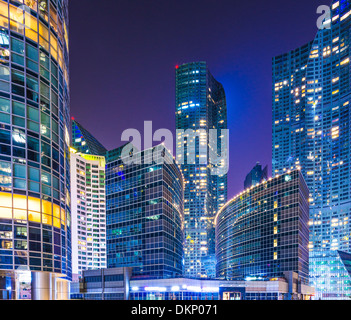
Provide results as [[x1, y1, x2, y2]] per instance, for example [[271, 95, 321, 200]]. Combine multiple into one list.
[[244, 162, 268, 189], [272, 0, 351, 299], [70, 149, 106, 278], [215, 170, 310, 288], [175, 61, 227, 278], [106, 145, 184, 279], [73, 267, 315, 300], [0, 0, 71, 299]]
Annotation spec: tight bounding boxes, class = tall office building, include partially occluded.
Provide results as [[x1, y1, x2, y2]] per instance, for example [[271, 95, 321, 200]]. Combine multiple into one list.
[[70, 149, 106, 278], [244, 162, 268, 189], [106, 146, 184, 279], [0, 0, 71, 299], [175, 61, 227, 278], [273, 0, 351, 299], [216, 170, 310, 289]]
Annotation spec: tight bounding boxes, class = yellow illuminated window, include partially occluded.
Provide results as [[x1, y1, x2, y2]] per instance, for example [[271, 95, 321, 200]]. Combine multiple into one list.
[[39, 21, 49, 40], [274, 214, 278, 222], [58, 47, 63, 69], [14, 209, 27, 221], [28, 211, 41, 223], [274, 252, 278, 260], [61, 208, 66, 223], [25, 27, 37, 42], [39, 36, 49, 51], [0, 207, 12, 219], [13, 194, 27, 210], [28, 197, 40, 212], [274, 239, 278, 247], [274, 226, 278, 234], [42, 214, 52, 226], [10, 5, 24, 24], [9, 6, 24, 35], [63, 21, 68, 51], [1, 240, 12, 249], [341, 57, 350, 65], [274, 201, 278, 209], [0, 192, 12, 207], [53, 204, 60, 219], [0, 1, 9, 17], [51, 46, 57, 60], [50, 32, 57, 60], [0, 15, 8, 28], [42, 200, 52, 215], [25, 12, 37, 32], [50, 32, 57, 50], [53, 217, 60, 228]]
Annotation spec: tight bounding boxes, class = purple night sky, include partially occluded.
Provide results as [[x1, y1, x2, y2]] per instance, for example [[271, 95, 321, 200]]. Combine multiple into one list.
[[69, 0, 322, 198]]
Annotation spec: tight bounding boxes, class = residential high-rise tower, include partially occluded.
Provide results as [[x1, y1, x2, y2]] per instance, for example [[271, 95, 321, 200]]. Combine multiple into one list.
[[70, 149, 106, 278], [272, 0, 351, 299]]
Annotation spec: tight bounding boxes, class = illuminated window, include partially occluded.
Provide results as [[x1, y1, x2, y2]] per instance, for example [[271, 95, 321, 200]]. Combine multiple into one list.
[[61, 208, 66, 224], [0, 207, 12, 219], [28, 211, 40, 223], [13, 194, 27, 209], [42, 213, 52, 226], [0, 192, 12, 207], [53, 204, 60, 219], [53, 217, 60, 228], [42, 200, 52, 215], [14, 209, 27, 221], [28, 197, 40, 212]]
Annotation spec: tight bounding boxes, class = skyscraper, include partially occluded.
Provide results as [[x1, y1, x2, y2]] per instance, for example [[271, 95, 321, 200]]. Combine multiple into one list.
[[244, 162, 268, 189], [175, 61, 227, 278], [71, 119, 107, 156], [273, 0, 351, 299], [106, 146, 184, 279], [0, 0, 71, 300], [70, 121, 107, 278], [70, 149, 106, 277]]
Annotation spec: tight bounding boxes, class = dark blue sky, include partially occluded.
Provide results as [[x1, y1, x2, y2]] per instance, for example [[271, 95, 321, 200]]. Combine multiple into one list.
[[69, 0, 324, 198]]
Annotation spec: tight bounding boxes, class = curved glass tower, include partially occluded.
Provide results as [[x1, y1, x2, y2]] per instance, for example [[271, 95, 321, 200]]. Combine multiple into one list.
[[215, 170, 310, 287], [0, 0, 71, 299], [273, 0, 351, 299]]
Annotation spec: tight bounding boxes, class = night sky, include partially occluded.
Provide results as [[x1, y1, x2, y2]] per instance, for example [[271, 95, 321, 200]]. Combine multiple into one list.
[[69, 0, 323, 198]]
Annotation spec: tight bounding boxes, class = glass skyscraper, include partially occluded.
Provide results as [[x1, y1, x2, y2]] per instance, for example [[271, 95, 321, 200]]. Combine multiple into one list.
[[106, 146, 184, 279], [273, 0, 351, 299], [0, 0, 71, 300], [175, 61, 227, 278], [216, 170, 310, 287]]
